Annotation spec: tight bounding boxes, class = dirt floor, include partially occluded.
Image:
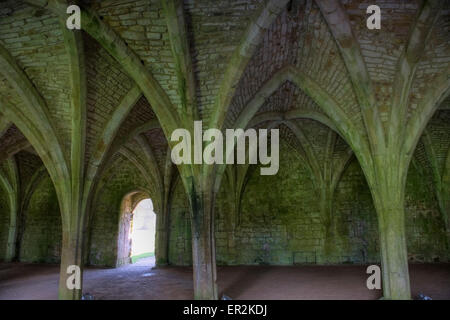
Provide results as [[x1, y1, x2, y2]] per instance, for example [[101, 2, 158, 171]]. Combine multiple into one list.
[[0, 258, 449, 300]]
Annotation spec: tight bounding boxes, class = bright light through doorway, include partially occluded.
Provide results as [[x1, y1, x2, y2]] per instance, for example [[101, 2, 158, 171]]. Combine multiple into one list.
[[130, 199, 156, 261]]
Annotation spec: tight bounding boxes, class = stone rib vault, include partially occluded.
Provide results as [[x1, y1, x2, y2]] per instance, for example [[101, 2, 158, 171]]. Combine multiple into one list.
[[0, 0, 449, 300]]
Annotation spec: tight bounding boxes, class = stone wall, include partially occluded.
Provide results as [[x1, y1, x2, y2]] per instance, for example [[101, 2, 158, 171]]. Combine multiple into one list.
[[0, 189, 9, 261], [168, 178, 192, 266], [3, 141, 446, 267], [19, 174, 61, 264], [330, 160, 379, 264], [88, 156, 152, 267], [162, 141, 448, 267], [405, 160, 449, 262]]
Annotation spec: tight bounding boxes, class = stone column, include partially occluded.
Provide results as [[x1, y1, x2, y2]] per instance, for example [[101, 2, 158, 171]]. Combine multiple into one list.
[[319, 185, 335, 262], [367, 158, 411, 300], [58, 214, 86, 300], [155, 200, 170, 266], [186, 179, 218, 300], [5, 199, 18, 262]]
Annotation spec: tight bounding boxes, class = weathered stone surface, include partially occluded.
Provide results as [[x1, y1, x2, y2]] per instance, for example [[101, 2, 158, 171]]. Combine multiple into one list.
[[0, 0, 448, 300]]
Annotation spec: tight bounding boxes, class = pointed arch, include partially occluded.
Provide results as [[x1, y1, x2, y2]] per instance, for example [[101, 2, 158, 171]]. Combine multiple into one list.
[[0, 117, 10, 138], [0, 43, 70, 219], [403, 68, 450, 160], [231, 66, 372, 172], [162, 0, 198, 122], [209, 0, 290, 130], [83, 85, 142, 209], [56, 12, 88, 251], [389, 0, 443, 147], [316, 0, 385, 153], [79, 7, 181, 138], [34, 1, 181, 139], [135, 134, 164, 196], [0, 158, 19, 261], [421, 129, 449, 228], [284, 120, 323, 186], [118, 146, 160, 196], [0, 139, 31, 164]]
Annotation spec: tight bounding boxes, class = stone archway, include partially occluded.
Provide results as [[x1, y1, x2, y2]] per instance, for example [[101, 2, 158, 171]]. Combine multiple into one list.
[[116, 191, 151, 267], [129, 199, 156, 263]]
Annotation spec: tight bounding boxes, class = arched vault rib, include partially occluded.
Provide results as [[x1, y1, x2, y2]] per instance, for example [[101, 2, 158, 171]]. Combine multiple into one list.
[[284, 120, 323, 186], [0, 163, 15, 219], [86, 118, 162, 199], [20, 165, 48, 220], [324, 130, 338, 185], [163, 145, 177, 201], [232, 66, 373, 172], [90, 154, 156, 229], [78, 5, 181, 138], [0, 116, 10, 138], [0, 45, 56, 131], [389, 0, 444, 148], [316, 0, 385, 153], [227, 117, 355, 261], [28, 0, 181, 139], [0, 139, 31, 164], [59, 15, 87, 202], [315, 0, 447, 300], [222, 121, 281, 226], [209, 0, 290, 131], [55, 9, 88, 296], [134, 134, 164, 197], [444, 148, 450, 227], [1, 4, 89, 296], [15, 163, 47, 261], [0, 158, 19, 261], [331, 146, 354, 193], [122, 120, 162, 145], [404, 68, 450, 161], [445, 146, 450, 180], [162, 0, 198, 123], [0, 44, 71, 218], [118, 146, 160, 196], [248, 110, 338, 133], [83, 85, 142, 211], [421, 129, 448, 227], [247, 114, 353, 193]]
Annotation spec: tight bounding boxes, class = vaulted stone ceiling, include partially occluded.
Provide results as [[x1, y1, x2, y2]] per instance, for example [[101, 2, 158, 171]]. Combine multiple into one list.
[[0, 0, 448, 300], [0, 1, 448, 171]]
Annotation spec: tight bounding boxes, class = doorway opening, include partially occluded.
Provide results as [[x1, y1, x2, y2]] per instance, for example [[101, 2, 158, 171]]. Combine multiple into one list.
[[130, 199, 156, 263], [117, 192, 156, 267]]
